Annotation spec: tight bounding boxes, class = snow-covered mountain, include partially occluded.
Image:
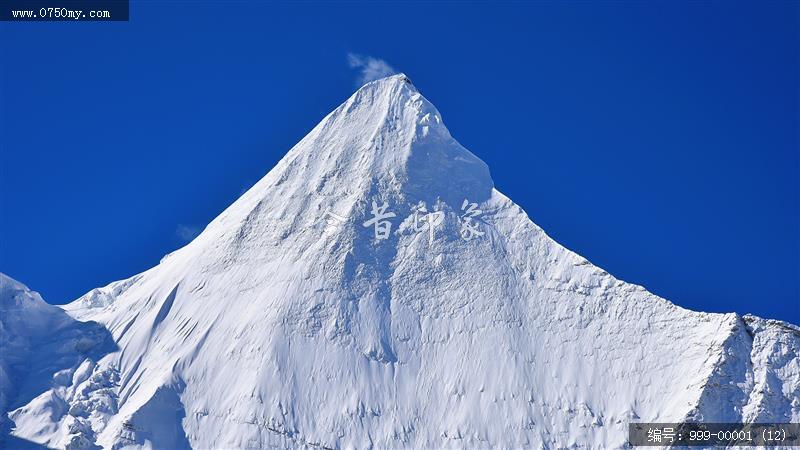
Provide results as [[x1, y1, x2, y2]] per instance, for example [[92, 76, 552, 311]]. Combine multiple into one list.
[[2, 74, 798, 449], [0, 274, 117, 449]]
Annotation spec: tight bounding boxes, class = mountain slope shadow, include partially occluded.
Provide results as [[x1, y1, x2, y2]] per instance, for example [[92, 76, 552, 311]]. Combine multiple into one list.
[[3, 434, 56, 449], [115, 380, 191, 450]]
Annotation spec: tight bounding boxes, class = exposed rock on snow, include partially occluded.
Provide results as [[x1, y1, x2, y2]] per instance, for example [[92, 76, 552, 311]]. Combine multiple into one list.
[[2, 75, 798, 449]]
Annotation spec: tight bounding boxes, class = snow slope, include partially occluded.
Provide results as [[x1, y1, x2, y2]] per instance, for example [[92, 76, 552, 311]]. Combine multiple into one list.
[[3, 74, 799, 449], [0, 274, 117, 449]]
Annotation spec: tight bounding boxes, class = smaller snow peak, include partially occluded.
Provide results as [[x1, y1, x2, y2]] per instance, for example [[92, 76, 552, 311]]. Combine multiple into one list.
[[0, 272, 24, 291], [0, 272, 46, 308]]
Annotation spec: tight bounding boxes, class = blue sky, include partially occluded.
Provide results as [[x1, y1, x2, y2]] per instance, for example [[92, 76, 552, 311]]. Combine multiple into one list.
[[1, 2, 798, 324]]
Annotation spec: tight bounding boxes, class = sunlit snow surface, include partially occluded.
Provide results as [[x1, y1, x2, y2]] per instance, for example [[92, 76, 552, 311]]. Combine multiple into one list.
[[2, 75, 798, 449]]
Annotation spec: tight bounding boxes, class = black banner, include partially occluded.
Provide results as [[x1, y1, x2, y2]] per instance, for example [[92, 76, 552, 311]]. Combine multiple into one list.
[[1, 0, 128, 21], [629, 423, 800, 447]]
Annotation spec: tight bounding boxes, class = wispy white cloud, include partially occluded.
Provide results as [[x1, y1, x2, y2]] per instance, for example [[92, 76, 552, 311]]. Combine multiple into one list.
[[176, 224, 201, 242], [347, 53, 397, 85]]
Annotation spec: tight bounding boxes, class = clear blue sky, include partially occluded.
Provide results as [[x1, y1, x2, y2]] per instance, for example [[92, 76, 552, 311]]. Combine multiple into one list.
[[1, 2, 798, 324]]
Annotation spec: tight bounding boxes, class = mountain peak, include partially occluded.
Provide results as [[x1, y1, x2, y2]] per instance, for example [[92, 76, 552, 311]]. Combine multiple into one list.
[[192, 74, 494, 251], [7, 76, 798, 449], [354, 73, 415, 95], [339, 72, 423, 127], [342, 73, 419, 119], [361, 72, 414, 89]]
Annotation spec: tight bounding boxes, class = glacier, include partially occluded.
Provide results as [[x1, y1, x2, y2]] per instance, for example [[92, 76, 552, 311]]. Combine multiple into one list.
[[1, 74, 798, 449]]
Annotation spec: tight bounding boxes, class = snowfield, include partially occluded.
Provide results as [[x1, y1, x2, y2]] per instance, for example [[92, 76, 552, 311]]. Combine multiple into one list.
[[2, 74, 798, 449]]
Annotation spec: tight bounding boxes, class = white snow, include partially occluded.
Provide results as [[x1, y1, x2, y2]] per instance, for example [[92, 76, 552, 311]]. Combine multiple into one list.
[[2, 74, 798, 449], [0, 273, 118, 449]]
